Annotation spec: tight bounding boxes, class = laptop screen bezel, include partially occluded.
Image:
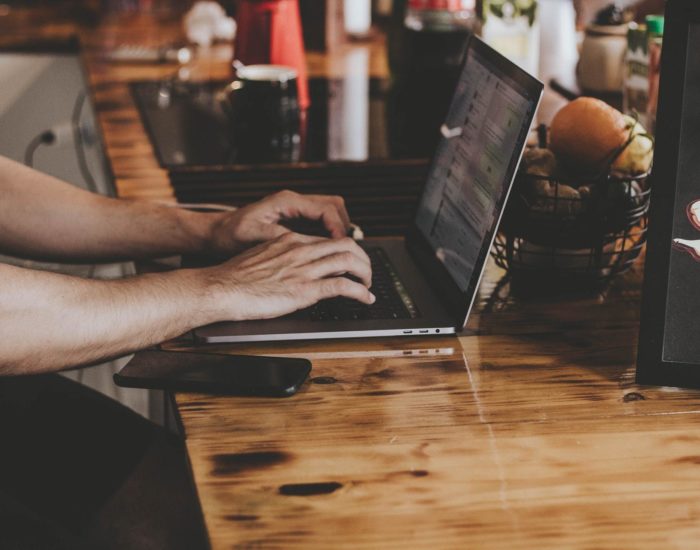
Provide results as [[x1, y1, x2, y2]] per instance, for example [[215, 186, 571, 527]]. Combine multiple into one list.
[[406, 35, 544, 329], [637, 0, 700, 387]]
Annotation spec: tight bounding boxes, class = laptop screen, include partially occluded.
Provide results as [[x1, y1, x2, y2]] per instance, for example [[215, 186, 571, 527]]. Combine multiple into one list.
[[414, 39, 541, 297]]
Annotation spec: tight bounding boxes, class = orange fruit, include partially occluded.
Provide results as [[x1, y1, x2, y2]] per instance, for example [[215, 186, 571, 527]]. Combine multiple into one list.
[[549, 97, 629, 174]]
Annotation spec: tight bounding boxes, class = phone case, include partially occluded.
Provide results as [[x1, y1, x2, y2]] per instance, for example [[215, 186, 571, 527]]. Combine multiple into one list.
[[114, 350, 311, 397]]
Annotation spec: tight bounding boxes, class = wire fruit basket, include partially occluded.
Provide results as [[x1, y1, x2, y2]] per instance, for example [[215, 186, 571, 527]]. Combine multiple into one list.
[[492, 148, 651, 292]]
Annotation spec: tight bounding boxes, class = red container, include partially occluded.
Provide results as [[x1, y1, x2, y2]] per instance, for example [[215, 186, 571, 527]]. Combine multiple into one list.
[[234, 0, 310, 109]]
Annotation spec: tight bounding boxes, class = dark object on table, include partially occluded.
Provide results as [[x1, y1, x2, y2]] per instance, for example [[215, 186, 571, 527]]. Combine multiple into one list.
[[220, 65, 302, 164], [114, 350, 312, 397], [234, 0, 310, 109], [637, 0, 700, 389]]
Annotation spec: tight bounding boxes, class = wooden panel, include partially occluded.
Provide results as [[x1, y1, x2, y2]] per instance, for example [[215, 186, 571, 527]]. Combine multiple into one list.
[[170, 161, 428, 235]]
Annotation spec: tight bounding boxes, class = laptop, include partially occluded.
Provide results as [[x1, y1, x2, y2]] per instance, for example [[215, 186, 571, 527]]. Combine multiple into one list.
[[195, 36, 543, 344]]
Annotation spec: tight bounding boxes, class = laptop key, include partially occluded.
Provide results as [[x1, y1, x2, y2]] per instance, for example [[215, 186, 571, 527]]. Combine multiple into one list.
[[301, 248, 419, 322]]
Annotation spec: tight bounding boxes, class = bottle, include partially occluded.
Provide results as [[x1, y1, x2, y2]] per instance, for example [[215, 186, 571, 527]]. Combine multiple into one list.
[[623, 22, 648, 127], [481, 0, 539, 75], [646, 14, 664, 135], [577, 4, 629, 94]]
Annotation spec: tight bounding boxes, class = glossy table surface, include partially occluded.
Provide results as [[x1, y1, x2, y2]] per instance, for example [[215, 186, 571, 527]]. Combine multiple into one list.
[[6, 3, 700, 548], [165, 261, 700, 549]]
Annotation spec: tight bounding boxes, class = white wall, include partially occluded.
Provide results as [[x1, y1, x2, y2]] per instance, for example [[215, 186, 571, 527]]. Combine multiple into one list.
[[0, 53, 163, 423]]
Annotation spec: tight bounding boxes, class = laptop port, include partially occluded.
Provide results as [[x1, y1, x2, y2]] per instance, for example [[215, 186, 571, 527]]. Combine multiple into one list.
[[403, 330, 413, 334], [419, 329, 429, 334]]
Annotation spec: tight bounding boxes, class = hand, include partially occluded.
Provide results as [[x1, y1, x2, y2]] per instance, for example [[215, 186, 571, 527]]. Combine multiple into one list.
[[203, 232, 375, 321], [207, 190, 352, 255]]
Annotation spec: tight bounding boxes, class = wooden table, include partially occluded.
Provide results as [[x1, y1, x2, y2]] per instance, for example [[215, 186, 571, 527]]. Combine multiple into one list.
[[165, 261, 700, 549], [8, 3, 700, 548]]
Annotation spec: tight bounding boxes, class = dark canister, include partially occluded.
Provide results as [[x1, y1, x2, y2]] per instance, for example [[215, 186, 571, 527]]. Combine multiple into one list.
[[221, 64, 302, 163]]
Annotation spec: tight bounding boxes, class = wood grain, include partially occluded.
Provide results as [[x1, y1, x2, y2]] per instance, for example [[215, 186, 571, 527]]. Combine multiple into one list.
[[164, 261, 700, 549]]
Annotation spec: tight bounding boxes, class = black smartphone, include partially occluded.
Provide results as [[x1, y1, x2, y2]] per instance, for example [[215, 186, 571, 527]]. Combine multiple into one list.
[[114, 350, 312, 397]]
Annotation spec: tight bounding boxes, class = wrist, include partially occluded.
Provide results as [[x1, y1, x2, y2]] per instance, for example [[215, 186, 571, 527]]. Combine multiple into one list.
[[171, 208, 230, 256], [151, 267, 224, 328], [203, 211, 234, 255], [188, 265, 242, 324]]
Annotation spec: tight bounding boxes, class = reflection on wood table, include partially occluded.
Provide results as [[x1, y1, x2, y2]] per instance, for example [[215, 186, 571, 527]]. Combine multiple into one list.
[[170, 262, 700, 549]]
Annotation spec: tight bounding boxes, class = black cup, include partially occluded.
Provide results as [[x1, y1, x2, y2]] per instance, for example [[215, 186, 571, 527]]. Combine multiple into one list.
[[221, 64, 302, 163]]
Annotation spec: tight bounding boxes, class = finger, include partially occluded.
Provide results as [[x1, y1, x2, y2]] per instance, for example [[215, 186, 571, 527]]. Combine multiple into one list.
[[321, 195, 351, 236], [271, 231, 327, 248], [250, 221, 290, 242], [249, 232, 336, 265], [286, 237, 371, 274], [317, 195, 351, 238], [310, 277, 376, 305], [303, 251, 373, 288], [229, 231, 321, 266], [274, 191, 350, 238]]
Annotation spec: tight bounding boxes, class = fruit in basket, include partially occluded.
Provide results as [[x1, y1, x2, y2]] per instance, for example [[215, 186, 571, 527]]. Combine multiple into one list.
[[520, 147, 582, 216], [531, 181, 582, 216], [549, 97, 630, 174], [611, 115, 654, 176], [516, 102, 652, 226], [522, 147, 558, 177]]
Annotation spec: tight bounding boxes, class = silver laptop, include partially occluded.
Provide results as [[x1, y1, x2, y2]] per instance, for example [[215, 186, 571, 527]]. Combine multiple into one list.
[[195, 36, 543, 344]]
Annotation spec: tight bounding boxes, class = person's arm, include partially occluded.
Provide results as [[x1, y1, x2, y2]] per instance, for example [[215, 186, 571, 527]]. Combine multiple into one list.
[[0, 232, 375, 375], [0, 155, 352, 262]]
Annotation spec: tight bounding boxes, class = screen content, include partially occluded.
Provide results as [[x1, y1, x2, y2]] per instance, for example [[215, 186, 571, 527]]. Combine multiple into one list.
[[415, 46, 537, 293], [662, 24, 700, 363]]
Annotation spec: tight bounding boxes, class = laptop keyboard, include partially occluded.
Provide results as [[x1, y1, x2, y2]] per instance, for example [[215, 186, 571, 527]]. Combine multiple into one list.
[[300, 247, 420, 322]]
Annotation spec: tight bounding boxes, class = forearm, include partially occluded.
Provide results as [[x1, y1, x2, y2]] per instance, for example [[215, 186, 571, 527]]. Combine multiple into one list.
[[0, 156, 225, 262], [0, 263, 220, 375], [0, 231, 376, 375]]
